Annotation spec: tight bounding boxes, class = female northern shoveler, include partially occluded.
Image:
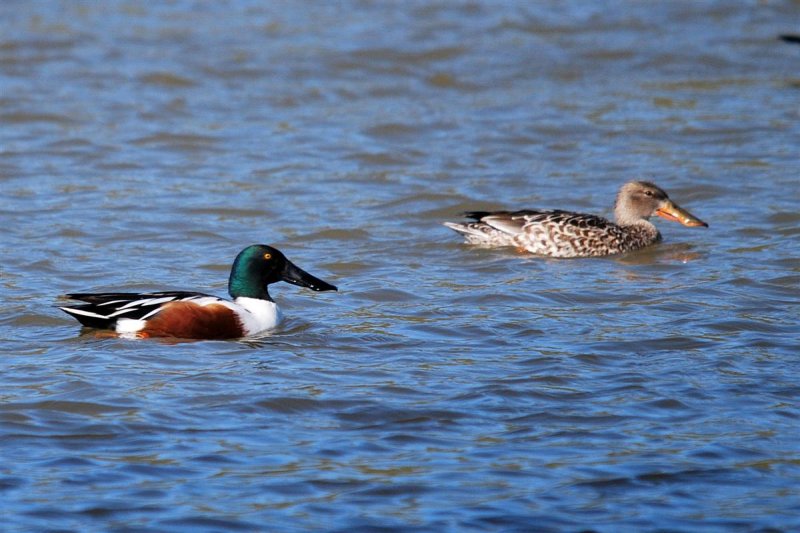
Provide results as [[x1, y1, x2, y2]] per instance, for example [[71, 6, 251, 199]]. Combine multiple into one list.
[[59, 244, 337, 339], [444, 181, 708, 258]]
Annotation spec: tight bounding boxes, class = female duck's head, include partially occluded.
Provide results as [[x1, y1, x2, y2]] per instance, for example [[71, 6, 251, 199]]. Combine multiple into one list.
[[614, 181, 708, 228]]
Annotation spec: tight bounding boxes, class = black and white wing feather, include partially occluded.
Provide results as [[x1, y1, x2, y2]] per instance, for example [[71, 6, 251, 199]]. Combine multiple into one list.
[[59, 291, 218, 329]]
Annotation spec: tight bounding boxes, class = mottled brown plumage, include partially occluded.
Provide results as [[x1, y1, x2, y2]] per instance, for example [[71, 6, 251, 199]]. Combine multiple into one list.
[[444, 181, 707, 258]]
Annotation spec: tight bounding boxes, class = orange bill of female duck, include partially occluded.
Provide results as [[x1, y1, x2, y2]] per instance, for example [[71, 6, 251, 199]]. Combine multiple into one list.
[[444, 181, 707, 258], [58, 245, 337, 340]]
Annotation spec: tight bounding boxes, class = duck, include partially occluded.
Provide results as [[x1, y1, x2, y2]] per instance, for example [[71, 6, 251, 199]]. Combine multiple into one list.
[[58, 244, 337, 339], [444, 181, 708, 258]]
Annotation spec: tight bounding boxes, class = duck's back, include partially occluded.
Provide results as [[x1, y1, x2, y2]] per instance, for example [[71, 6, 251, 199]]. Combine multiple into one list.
[[446, 210, 660, 258]]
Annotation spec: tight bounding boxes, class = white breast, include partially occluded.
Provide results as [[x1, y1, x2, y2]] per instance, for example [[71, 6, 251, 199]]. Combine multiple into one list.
[[231, 297, 281, 335]]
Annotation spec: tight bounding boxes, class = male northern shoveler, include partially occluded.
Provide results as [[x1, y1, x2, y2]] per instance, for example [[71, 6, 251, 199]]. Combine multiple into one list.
[[59, 244, 337, 339], [444, 181, 708, 258]]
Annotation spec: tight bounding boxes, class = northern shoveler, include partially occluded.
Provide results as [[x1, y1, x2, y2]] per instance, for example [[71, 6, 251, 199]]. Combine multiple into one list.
[[59, 244, 337, 339], [444, 181, 708, 258]]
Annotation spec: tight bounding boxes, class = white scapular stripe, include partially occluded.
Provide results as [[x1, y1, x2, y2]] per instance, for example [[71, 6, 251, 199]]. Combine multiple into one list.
[[58, 307, 106, 319]]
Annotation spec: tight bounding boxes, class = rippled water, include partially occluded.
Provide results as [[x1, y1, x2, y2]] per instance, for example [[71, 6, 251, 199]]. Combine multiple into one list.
[[2, 1, 799, 531]]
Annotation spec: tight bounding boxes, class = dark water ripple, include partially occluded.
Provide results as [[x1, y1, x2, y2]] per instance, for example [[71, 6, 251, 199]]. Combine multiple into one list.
[[3, 1, 800, 532]]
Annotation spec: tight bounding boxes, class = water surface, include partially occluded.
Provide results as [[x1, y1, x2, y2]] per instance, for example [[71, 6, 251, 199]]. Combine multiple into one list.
[[2, 1, 799, 531]]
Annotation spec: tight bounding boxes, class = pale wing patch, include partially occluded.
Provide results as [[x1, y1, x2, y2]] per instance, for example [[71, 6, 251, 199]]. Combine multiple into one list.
[[118, 296, 176, 309], [482, 215, 526, 236]]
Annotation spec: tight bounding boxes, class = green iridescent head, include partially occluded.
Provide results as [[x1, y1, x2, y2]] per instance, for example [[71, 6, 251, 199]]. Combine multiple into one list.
[[228, 245, 337, 300]]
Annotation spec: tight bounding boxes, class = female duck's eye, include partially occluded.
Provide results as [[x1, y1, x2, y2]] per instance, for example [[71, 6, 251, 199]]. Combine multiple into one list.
[[644, 190, 653, 197], [263, 253, 272, 260]]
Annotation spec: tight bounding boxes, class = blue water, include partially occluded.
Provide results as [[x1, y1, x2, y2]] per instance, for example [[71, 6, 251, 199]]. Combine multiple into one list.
[[2, 1, 799, 531]]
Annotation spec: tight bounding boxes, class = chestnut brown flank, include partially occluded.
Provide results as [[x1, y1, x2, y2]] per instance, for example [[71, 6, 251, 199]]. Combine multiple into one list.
[[140, 302, 245, 339]]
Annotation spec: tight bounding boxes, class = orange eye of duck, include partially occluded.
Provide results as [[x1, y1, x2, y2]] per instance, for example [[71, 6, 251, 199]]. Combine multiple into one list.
[[263, 253, 272, 260]]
